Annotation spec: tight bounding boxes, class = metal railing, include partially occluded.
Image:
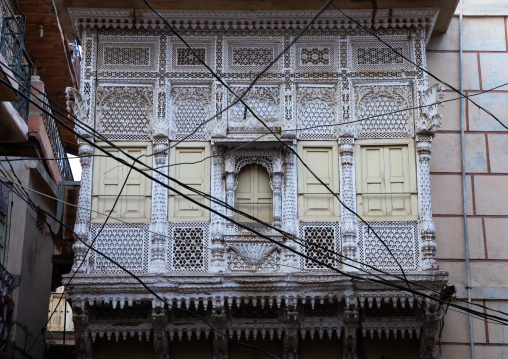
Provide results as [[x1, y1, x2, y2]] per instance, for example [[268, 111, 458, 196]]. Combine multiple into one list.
[[0, 0, 31, 122], [40, 85, 74, 181]]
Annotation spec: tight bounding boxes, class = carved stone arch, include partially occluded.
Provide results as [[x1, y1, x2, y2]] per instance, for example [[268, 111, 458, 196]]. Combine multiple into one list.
[[354, 84, 413, 138], [170, 86, 212, 139], [227, 85, 280, 132], [96, 86, 153, 139], [235, 157, 273, 176], [296, 85, 339, 140]]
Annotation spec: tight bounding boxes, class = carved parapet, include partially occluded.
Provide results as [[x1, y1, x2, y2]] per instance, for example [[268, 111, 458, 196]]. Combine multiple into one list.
[[416, 84, 444, 136]]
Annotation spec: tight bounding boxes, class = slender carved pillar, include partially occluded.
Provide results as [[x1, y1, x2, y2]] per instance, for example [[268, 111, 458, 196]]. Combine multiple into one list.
[[73, 303, 92, 359], [270, 172, 283, 228], [343, 295, 359, 359], [149, 138, 169, 273], [415, 84, 444, 271], [416, 137, 438, 270], [72, 139, 94, 272], [419, 300, 440, 359], [282, 146, 298, 235], [152, 305, 169, 359], [212, 305, 228, 359], [224, 156, 237, 231], [210, 145, 226, 272], [283, 299, 299, 359], [339, 137, 359, 269]]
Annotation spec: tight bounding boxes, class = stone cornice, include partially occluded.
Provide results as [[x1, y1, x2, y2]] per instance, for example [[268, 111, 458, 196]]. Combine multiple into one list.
[[69, 8, 439, 42]]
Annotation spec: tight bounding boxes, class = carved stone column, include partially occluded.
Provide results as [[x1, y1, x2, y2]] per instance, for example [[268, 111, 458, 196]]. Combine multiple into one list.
[[72, 139, 93, 272], [149, 138, 169, 273], [419, 300, 440, 359], [339, 137, 359, 269], [73, 303, 92, 359], [212, 305, 228, 359], [416, 137, 438, 270], [210, 145, 226, 272], [224, 156, 237, 231], [270, 172, 283, 228], [415, 84, 444, 271], [283, 300, 299, 359], [343, 295, 359, 359], [152, 305, 169, 359], [66, 87, 94, 273], [282, 146, 298, 235]]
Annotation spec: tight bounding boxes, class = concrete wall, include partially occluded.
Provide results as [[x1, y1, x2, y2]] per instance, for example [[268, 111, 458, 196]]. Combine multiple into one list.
[[3, 160, 59, 358], [428, 2, 508, 358]]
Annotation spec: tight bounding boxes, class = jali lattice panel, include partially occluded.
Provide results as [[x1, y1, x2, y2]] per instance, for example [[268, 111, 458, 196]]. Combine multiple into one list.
[[167, 223, 209, 272], [358, 221, 420, 272], [90, 223, 149, 273], [299, 222, 341, 270]]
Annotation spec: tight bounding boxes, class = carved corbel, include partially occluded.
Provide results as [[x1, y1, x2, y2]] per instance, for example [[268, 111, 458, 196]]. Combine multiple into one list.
[[66, 87, 92, 138], [75, 330, 93, 359], [283, 298, 299, 359], [416, 84, 444, 136], [211, 303, 229, 359]]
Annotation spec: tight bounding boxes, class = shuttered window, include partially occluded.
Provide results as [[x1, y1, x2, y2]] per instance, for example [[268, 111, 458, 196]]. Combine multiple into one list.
[[356, 141, 417, 218], [92, 143, 152, 222], [297, 141, 340, 220], [234, 164, 273, 223], [169, 143, 210, 221]]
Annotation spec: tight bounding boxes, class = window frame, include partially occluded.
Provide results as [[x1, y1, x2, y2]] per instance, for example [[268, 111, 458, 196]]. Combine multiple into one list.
[[91, 141, 153, 223], [354, 138, 418, 220], [297, 140, 340, 221]]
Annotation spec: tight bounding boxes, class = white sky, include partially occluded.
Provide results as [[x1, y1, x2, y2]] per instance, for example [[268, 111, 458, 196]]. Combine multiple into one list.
[[67, 154, 82, 181]]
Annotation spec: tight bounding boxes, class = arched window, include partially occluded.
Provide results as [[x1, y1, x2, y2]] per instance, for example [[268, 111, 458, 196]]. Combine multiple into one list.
[[234, 164, 273, 223]]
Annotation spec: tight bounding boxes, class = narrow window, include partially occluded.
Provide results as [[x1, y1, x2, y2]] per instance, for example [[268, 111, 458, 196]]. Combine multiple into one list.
[[234, 164, 273, 223]]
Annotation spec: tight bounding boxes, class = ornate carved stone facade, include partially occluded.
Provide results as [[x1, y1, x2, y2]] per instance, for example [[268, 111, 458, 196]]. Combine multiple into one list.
[[64, 8, 448, 359]]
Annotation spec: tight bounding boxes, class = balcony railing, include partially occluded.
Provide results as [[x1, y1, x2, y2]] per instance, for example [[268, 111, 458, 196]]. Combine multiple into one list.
[[41, 85, 74, 181], [0, 0, 31, 122]]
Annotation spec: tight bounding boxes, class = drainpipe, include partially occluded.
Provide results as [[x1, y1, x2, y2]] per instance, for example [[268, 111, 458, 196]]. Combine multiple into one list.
[[459, 1, 475, 358]]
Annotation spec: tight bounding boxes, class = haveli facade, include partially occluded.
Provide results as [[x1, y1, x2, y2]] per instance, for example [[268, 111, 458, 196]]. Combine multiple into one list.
[[64, 6, 451, 359]]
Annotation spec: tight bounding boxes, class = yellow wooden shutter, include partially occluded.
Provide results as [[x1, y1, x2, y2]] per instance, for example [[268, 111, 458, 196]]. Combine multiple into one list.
[[92, 143, 151, 222], [357, 142, 416, 218], [297, 142, 339, 220], [234, 164, 273, 223], [169, 143, 210, 221]]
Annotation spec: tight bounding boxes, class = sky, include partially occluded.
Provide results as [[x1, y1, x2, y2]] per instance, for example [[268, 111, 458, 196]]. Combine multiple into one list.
[[67, 154, 82, 181]]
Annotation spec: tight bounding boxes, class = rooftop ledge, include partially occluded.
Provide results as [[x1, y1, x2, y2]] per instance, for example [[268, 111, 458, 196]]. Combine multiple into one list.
[[54, 0, 459, 40]]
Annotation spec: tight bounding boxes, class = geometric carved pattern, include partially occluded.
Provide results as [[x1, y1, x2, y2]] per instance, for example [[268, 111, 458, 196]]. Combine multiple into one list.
[[297, 86, 337, 140], [168, 223, 209, 272], [358, 221, 420, 272], [168, 38, 214, 72], [293, 38, 338, 72], [90, 223, 149, 273], [171, 87, 211, 140], [299, 222, 341, 270], [355, 85, 412, 139], [225, 39, 282, 72], [350, 39, 411, 70], [96, 86, 152, 140], [98, 37, 158, 71]]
